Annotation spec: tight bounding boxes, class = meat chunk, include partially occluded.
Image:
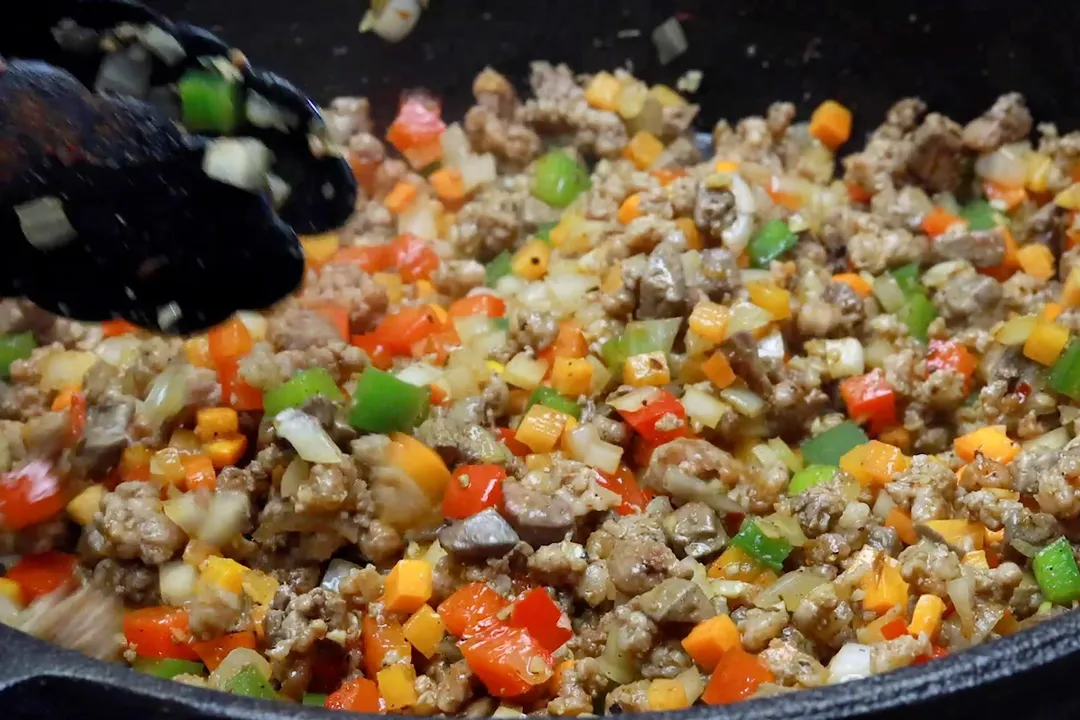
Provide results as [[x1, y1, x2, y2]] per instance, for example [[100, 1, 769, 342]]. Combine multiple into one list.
[[300, 263, 388, 334], [527, 540, 589, 587], [500, 479, 575, 547], [643, 438, 748, 504], [963, 93, 1033, 152], [437, 508, 521, 561], [758, 635, 829, 688], [792, 583, 854, 649], [662, 502, 726, 559], [897, 540, 961, 596], [607, 538, 680, 596], [847, 228, 927, 274], [631, 578, 714, 625], [736, 608, 789, 652], [693, 184, 736, 240], [73, 395, 134, 476], [930, 226, 1006, 268], [268, 307, 346, 351], [464, 105, 541, 167], [784, 477, 845, 538], [264, 587, 357, 686], [686, 247, 741, 304], [1034, 444, 1080, 519], [936, 273, 1003, 322], [907, 113, 965, 192], [91, 559, 160, 607], [637, 241, 688, 320], [84, 481, 186, 565], [323, 96, 372, 144]]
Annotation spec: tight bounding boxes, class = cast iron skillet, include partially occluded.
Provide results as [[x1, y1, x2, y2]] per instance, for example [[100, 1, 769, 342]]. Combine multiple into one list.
[[3, 0, 1080, 717]]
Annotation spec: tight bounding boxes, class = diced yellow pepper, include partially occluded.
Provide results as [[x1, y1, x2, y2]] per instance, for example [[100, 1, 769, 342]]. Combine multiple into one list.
[[601, 265, 624, 294], [387, 433, 452, 498], [67, 483, 106, 526], [688, 301, 730, 343], [377, 664, 418, 710], [525, 453, 554, 472], [1064, 268, 1080, 307], [200, 556, 249, 595], [680, 614, 741, 671], [486, 360, 506, 375], [511, 239, 551, 281], [183, 539, 220, 568], [384, 559, 433, 614], [860, 556, 909, 614], [961, 550, 989, 569], [149, 448, 187, 486], [647, 679, 689, 711], [675, 217, 702, 251], [954, 425, 1019, 464], [242, 569, 280, 606], [0, 578, 24, 607], [908, 594, 946, 639], [707, 546, 764, 582], [1017, 244, 1055, 281], [922, 519, 985, 551], [427, 303, 449, 326], [415, 279, 436, 299], [622, 351, 671, 387], [195, 407, 239, 443], [552, 357, 593, 397], [515, 404, 571, 453], [839, 441, 911, 487], [747, 281, 792, 320], [649, 84, 686, 107], [584, 72, 621, 111], [373, 272, 405, 304], [623, 131, 665, 170], [203, 434, 249, 469], [301, 233, 340, 266], [1023, 320, 1070, 366], [403, 605, 445, 658]]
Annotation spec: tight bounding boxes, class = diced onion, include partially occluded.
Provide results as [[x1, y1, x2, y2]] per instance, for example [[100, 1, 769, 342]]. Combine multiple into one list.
[[504, 352, 550, 390], [586, 355, 612, 394], [547, 273, 600, 311], [1056, 183, 1080, 211], [565, 425, 623, 474], [680, 387, 729, 429], [758, 514, 807, 547], [828, 643, 873, 684], [361, 0, 422, 43], [95, 45, 152, 98], [460, 153, 498, 193], [39, 350, 98, 392], [1022, 427, 1071, 452], [720, 387, 765, 417], [872, 274, 906, 313], [198, 491, 250, 547], [280, 457, 310, 499], [141, 364, 193, 428], [398, 199, 438, 241], [321, 558, 361, 592], [947, 575, 976, 638], [920, 260, 970, 290], [652, 17, 688, 65], [236, 311, 268, 343], [994, 314, 1037, 346], [95, 335, 142, 368], [138, 24, 186, 65], [0, 594, 19, 627], [740, 269, 772, 285], [768, 438, 802, 473], [159, 561, 198, 605], [16, 196, 77, 250], [598, 628, 635, 685], [210, 648, 272, 689], [492, 706, 526, 718], [863, 337, 893, 369], [823, 338, 865, 379], [202, 138, 272, 193], [440, 124, 471, 167], [396, 362, 443, 388], [755, 569, 828, 611], [274, 408, 344, 464], [757, 331, 785, 364], [722, 214, 753, 253], [453, 316, 494, 344], [725, 301, 772, 338], [245, 91, 298, 133], [871, 490, 896, 520], [608, 386, 661, 413], [162, 493, 205, 536], [677, 667, 705, 704], [974, 146, 1028, 187]]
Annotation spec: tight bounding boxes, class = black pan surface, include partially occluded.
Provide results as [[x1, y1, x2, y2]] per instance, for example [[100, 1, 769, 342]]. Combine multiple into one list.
[[5, 0, 1080, 717]]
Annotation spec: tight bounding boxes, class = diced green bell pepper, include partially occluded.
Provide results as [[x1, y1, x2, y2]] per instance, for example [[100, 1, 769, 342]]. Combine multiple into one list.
[[348, 367, 430, 433], [133, 657, 206, 680], [536, 221, 558, 244], [492, 317, 510, 331], [486, 251, 513, 287], [602, 319, 681, 374], [787, 465, 838, 495], [302, 693, 329, 707], [889, 263, 923, 297], [0, 331, 36, 378], [221, 664, 277, 700], [178, 69, 239, 134], [532, 151, 591, 207], [527, 386, 581, 418], [748, 219, 798, 268], [1033, 536, 1080, 605], [959, 199, 1003, 231], [730, 518, 792, 571], [1050, 341, 1080, 400], [898, 293, 937, 343], [799, 421, 868, 467], [263, 368, 343, 418]]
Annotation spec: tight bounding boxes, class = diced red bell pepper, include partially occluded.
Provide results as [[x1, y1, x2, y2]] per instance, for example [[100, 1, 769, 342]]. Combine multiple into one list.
[[326, 677, 384, 712], [416, 326, 461, 367], [448, 294, 507, 319], [839, 369, 897, 435], [5, 551, 77, 601], [913, 644, 950, 665], [438, 582, 509, 638], [386, 94, 446, 152], [927, 339, 977, 392], [375, 305, 445, 356], [0, 460, 66, 531], [616, 389, 690, 445], [496, 428, 531, 458], [123, 607, 200, 661], [443, 465, 507, 520], [351, 333, 394, 370], [597, 465, 652, 515], [880, 617, 909, 641], [508, 588, 572, 653], [389, 234, 440, 283], [68, 390, 87, 446], [702, 649, 775, 705], [307, 301, 351, 342], [458, 623, 554, 698], [361, 614, 410, 680], [330, 245, 394, 274], [100, 319, 139, 338], [207, 316, 253, 368], [218, 362, 264, 412], [190, 631, 257, 671]]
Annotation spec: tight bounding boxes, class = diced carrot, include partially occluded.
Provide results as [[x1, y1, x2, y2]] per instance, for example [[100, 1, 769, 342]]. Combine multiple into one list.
[[809, 100, 852, 150], [207, 317, 253, 368], [194, 407, 240, 443], [832, 273, 872, 297], [384, 559, 434, 614], [954, 425, 1019, 464], [329, 244, 393, 273], [361, 614, 410, 680], [429, 167, 466, 205], [681, 614, 741, 671], [908, 595, 946, 639], [985, 181, 1028, 212], [921, 206, 965, 238], [840, 440, 911, 487], [190, 631, 256, 671], [123, 607, 199, 661], [618, 193, 643, 225], [384, 181, 419, 214], [552, 321, 588, 359]]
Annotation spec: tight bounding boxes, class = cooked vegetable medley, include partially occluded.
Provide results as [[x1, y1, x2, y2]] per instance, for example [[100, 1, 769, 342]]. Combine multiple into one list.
[[4, 58, 1080, 714]]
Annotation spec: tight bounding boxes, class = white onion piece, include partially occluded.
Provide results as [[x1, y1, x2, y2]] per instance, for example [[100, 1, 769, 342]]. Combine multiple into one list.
[[755, 569, 828, 611], [141, 364, 193, 428], [280, 457, 310, 499], [677, 667, 705, 704], [361, 0, 422, 42], [95, 45, 152, 97], [453, 315, 494, 343], [159, 561, 199, 605], [460, 153, 498, 192], [16, 196, 77, 251], [730, 174, 757, 215], [492, 706, 526, 718], [652, 16, 688, 65], [758, 331, 785, 364], [162, 493, 205, 536], [0, 594, 19, 626], [872, 274, 906, 313], [608, 386, 661, 413], [828, 643, 873, 684], [995, 315, 1037, 346], [245, 91, 298, 132], [680, 387, 729, 429], [1022, 427, 1071, 452], [235, 311, 268, 343], [396, 362, 443, 388], [198, 491, 250, 547], [975, 146, 1028, 187], [871, 490, 896, 521], [863, 337, 894, 369], [210, 648, 272, 689], [823, 338, 865, 379], [274, 409, 343, 464], [725, 301, 772, 338], [398, 199, 438, 241], [440, 124, 471, 167], [95, 335, 142, 368], [920, 260, 970, 290], [768, 438, 802, 473], [203, 138, 272, 193], [321, 558, 361, 592], [720, 387, 765, 417], [947, 576, 976, 637], [722, 214, 753, 253], [759, 514, 807, 547], [38, 350, 98, 392], [586, 355, 612, 394], [740, 269, 773, 284], [547, 273, 600, 311], [504, 353, 549, 390], [565, 425, 623, 474], [598, 628, 635, 685]]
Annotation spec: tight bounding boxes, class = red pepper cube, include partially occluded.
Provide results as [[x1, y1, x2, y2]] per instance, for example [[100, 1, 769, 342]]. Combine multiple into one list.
[[122, 607, 200, 661], [596, 465, 652, 515], [0, 460, 66, 531], [386, 95, 446, 152], [509, 588, 572, 653], [839, 369, 897, 435], [443, 465, 507, 520], [702, 649, 774, 705], [458, 624, 554, 698], [438, 582, 509, 638], [616, 389, 690, 445], [375, 305, 445, 357], [389, 234, 440, 283], [927, 339, 977, 392], [5, 551, 77, 601]]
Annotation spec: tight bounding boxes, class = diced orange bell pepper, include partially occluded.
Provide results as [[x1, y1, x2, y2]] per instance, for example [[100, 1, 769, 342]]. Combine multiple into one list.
[[702, 649, 774, 705], [448, 294, 506, 319], [389, 233, 440, 283], [190, 631, 256, 671], [921, 206, 965, 237], [362, 614, 411, 680], [839, 440, 911, 487], [387, 433, 451, 497], [954, 425, 1019, 464], [123, 607, 199, 661], [326, 677, 383, 713], [681, 614, 741, 671], [437, 582, 508, 638], [207, 316, 253, 368], [329, 244, 394, 274], [403, 605, 445, 659], [839, 370, 897, 435], [384, 559, 433, 614], [0, 460, 67, 531], [808, 100, 852, 150], [596, 465, 652, 516]]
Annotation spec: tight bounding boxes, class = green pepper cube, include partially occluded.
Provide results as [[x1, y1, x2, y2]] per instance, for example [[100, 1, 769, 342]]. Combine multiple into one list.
[[729, 518, 792, 572], [348, 368, 430, 433], [1050, 341, 1080, 400], [486, 251, 513, 287], [527, 386, 581, 419], [132, 657, 206, 680], [178, 69, 239, 135], [623, 319, 681, 356], [263, 368, 344, 418], [0, 331, 36, 378], [532, 151, 591, 208], [221, 664, 277, 700], [889, 263, 923, 297], [1034, 537, 1080, 605], [898, 293, 936, 343], [601, 335, 630, 374], [788, 465, 838, 495], [959, 199, 1003, 231], [302, 693, 329, 707], [799, 421, 868, 467], [748, 219, 798, 269]]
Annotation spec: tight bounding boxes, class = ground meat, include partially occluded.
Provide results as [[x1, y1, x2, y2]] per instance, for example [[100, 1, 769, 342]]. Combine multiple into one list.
[[897, 539, 961, 596], [637, 240, 688, 319], [662, 502, 725, 560], [640, 639, 694, 679], [240, 342, 368, 391], [907, 113, 965, 192], [630, 578, 714, 625], [737, 608, 789, 652], [783, 477, 846, 538], [758, 635, 829, 688], [607, 537, 681, 596], [963, 93, 1033, 152], [686, 247, 741, 304], [84, 481, 186, 565], [936, 272, 1004, 322], [268, 307, 348, 350], [548, 657, 606, 716], [1003, 506, 1063, 547], [23, 411, 69, 459], [643, 438, 748, 501], [414, 409, 505, 467], [464, 104, 541, 167], [432, 260, 486, 298], [300, 263, 388, 334], [90, 558, 160, 607], [519, 62, 629, 157], [842, 98, 926, 194], [499, 479, 575, 547], [527, 540, 588, 587], [605, 680, 651, 713], [73, 394, 133, 476], [1032, 444, 1080, 519], [930, 226, 1007, 268], [792, 583, 854, 649], [693, 184, 736, 240], [429, 659, 476, 714], [847, 228, 928, 274], [886, 455, 957, 523], [264, 587, 356, 688]]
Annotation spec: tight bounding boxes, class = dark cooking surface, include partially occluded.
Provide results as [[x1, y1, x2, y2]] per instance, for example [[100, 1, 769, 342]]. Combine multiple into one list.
[[5, 0, 1080, 718]]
